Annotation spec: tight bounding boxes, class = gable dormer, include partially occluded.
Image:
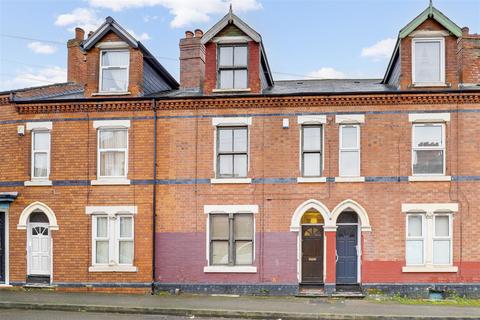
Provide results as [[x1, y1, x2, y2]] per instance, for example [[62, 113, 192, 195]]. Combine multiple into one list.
[[383, 3, 463, 90], [67, 17, 178, 98], [179, 7, 273, 94]]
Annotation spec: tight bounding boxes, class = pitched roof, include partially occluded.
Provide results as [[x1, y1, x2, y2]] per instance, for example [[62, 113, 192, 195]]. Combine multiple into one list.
[[7, 82, 84, 101], [399, 2, 462, 38], [82, 16, 138, 50]]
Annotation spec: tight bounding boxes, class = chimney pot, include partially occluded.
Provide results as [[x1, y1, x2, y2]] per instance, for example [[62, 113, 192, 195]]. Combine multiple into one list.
[[462, 27, 470, 36], [75, 27, 85, 41], [185, 31, 194, 38], [194, 29, 203, 38]]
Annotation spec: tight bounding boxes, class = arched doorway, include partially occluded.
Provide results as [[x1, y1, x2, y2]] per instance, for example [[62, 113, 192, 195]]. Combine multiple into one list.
[[335, 211, 359, 284], [18, 202, 58, 284]]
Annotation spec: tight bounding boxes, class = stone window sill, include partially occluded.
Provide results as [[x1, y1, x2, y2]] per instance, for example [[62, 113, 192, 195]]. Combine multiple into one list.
[[335, 177, 365, 183], [411, 83, 449, 88], [408, 176, 451, 182], [24, 180, 52, 187], [91, 179, 131, 186], [212, 88, 251, 93], [297, 177, 327, 183], [211, 178, 252, 184], [204, 266, 257, 273], [91, 92, 131, 96], [402, 265, 458, 273], [89, 265, 137, 272]]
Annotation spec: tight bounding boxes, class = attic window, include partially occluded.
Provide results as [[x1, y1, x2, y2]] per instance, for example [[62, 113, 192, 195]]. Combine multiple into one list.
[[412, 38, 445, 85], [218, 45, 248, 89], [100, 50, 130, 93]]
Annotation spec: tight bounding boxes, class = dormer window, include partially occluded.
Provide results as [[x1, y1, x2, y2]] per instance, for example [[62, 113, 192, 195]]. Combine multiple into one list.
[[218, 45, 248, 90], [412, 38, 445, 85], [100, 50, 130, 93]]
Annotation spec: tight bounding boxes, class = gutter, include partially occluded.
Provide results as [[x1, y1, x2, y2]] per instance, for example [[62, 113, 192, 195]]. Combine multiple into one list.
[[151, 99, 158, 295], [11, 88, 480, 105]]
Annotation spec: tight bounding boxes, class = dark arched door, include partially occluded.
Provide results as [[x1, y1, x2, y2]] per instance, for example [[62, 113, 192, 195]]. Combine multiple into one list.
[[336, 212, 358, 284], [0, 212, 5, 282], [301, 225, 324, 283]]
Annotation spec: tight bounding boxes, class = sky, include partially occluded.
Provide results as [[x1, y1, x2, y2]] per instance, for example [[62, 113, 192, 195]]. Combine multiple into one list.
[[0, 0, 479, 91]]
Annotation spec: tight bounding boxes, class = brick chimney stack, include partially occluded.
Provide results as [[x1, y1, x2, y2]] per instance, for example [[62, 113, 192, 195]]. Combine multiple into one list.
[[179, 29, 205, 91], [67, 27, 87, 85], [457, 27, 480, 86]]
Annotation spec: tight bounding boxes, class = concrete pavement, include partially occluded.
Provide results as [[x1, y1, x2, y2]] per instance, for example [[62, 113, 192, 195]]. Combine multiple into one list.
[[0, 289, 479, 319]]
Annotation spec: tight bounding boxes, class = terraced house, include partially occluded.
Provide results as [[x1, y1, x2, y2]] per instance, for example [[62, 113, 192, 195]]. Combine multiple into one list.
[[0, 3, 479, 296]]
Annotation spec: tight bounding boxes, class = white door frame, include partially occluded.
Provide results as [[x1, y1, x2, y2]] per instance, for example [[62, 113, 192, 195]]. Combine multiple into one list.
[[27, 222, 52, 280], [298, 223, 326, 284]]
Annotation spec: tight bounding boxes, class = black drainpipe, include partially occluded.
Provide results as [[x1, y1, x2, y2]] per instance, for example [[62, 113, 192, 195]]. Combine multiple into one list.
[[151, 99, 158, 295]]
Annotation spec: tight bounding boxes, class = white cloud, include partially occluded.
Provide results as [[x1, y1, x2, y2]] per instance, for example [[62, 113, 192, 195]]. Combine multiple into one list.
[[27, 42, 57, 54], [126, 29, 151, 41], [307, 67, 346, 79], [55, 8, 103, 33], [0, 67, 67, 91], [361, 38, 396, 61], [143, 15, 159, 23], [87, 0, 262, 27]]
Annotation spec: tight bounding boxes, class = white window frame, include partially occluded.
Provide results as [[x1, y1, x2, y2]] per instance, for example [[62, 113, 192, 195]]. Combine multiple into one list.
[[411, 123, 446, 177], [411, 37, 445, 86], [339, 124, 360, 177], [86, 206, 137, 272], [402, 203, 457, 273], [203, 205, 258, 273], [216, 44, 249, 90], [433, 214, 453, 266], [92, 120, 130, 185], [99, 49, 130, 93], [25, 122, 53, 186], [405, 214, 426, 266], [31, 130, 51, 180]]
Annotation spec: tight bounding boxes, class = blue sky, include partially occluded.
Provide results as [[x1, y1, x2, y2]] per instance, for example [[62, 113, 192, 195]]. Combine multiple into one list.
[[0, 0, 479, 91]]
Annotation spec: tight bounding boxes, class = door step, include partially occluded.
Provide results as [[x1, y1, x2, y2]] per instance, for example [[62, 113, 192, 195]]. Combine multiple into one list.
[[297, 284, 365, 298], [296, 285, 326, 297], [24, 283, 56, 289]]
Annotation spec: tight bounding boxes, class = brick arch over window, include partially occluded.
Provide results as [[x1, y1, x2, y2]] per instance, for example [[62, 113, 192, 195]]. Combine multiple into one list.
[[17, 201, 59, 230], [331, 199, 371, 232], [290, 199, 331, 232]]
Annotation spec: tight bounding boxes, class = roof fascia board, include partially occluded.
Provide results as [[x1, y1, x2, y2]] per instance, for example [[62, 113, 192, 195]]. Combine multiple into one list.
[[201, 13, 261, 44], [260, 42, 274, 86], [83, 18, 138, 50], [382, 38, 400, 84], [399, 7, 462, 39]]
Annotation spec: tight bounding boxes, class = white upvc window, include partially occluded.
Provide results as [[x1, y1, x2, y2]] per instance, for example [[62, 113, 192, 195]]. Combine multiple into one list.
[[412, 123, 445, 175], [92, 214, 134, 267], [99, 50, 130, 93], [301, 125, 323, 177], [406, 214, 425, 265], [31, 130, 51, 180], [97, 128, 128, 179], [218, 45, 248, 89], [339, 124, 360, 177], [412, 37, 445, 85], [433, 214, 452, 265]]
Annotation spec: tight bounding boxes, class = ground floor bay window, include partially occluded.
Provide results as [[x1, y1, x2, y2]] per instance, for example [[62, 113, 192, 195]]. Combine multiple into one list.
[[402, 203, 458, 273]]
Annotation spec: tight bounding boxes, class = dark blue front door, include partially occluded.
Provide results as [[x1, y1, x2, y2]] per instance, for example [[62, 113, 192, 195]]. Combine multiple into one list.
[[336, 225, 358, 284], [0, 212, 5, 282]]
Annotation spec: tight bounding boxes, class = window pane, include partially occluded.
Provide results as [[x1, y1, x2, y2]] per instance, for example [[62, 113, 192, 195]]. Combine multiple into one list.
[[414, 125, 442, 147], [340, 151, 359, 177], [234, 46, 247, 66], [433, 240, 450, 264], [234, 70, 247, 89], [96, 217, 108, 237], [233, 129, 247, 152], [415, 41, 441, 82], [119, 241, 134, 264], [120, 217, 133, 238], [233, 154, 247, 177], [435, 216, 449, 237], [96, 241, 109, 264], [100, 130, 127, 149], [219, 47, 233, 66], [219, 154, 233, 176], [303, 153, 321, 176], [101, 68, 128, 92], [406, 240, 423, 265], [102, 51, 129, 66], [235, 241, 253, 265], [211, 215, 229, 239], [408, 215, 422, 237], [219, 70, 234, 89], [212, 241, 229, 264], [234, 214, 253, 239], [341, 126, 358, 149], [218, 129, 233, 152], [34, 132, 49, 150], [34, 153, 48, 177], [413, 150, 443, 174], [100, 151, 126, 176], [303, 127, 321, 151]]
